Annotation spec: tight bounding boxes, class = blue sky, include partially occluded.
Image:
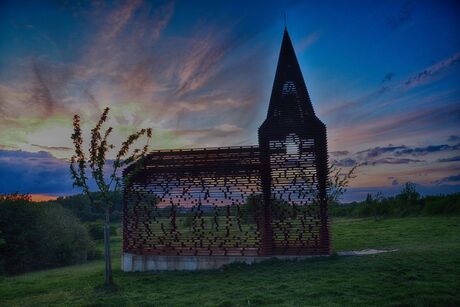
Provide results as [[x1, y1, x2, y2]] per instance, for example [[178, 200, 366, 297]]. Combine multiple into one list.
[[0, 0, 459, 201]]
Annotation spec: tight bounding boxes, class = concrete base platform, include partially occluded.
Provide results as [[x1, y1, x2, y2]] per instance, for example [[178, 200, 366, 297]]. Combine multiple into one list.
[[122, 253, 325, 272]]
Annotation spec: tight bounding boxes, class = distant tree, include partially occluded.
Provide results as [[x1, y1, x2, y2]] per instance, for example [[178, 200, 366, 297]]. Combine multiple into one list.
[[398, 182, 420, 204], [70, 107, 151, 287], [52, 191, 124, 222]]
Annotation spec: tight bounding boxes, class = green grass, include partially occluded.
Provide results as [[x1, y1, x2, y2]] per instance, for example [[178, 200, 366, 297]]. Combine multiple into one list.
[[1, 216, 459, 306]]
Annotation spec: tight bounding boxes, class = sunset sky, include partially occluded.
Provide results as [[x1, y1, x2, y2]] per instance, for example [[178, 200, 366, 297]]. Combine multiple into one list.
[[0, 0, 459, 201]]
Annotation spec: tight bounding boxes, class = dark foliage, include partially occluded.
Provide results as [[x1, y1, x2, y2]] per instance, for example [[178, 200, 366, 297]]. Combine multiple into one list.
[[330, 183, 460, 218], [0, 195, 97, 275], [49, 191, 123, 222], [85, 221, 117, 241]]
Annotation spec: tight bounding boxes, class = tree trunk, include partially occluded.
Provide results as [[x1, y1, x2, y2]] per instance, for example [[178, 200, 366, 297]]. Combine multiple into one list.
[[104, 206, 113, 286]]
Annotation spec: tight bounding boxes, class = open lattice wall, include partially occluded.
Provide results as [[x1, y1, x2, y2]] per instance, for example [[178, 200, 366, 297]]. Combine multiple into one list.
[[123, 139, 330, 257]]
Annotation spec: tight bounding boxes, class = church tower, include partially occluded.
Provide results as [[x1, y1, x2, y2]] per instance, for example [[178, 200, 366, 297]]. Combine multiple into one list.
[[258, 28, 330, 255]]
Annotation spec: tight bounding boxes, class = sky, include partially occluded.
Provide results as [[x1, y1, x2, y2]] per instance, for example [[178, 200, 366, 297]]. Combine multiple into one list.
[[0, 0, 459, 201]]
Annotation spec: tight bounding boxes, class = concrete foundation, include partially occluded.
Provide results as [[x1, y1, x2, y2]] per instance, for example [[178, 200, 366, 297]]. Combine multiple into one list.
[[122, 253, 324, 272]]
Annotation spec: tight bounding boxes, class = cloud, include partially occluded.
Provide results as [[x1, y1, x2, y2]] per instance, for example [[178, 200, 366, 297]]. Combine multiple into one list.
[[387, 177, 400, 186], [0, 0, 269, 153], [381, 72, 395, 84], [338, 141, 459, 168], [395, 143, 460, 156], [297, 32, 320, 52], [361, 157, 424, 166], [103, 0, 144, 41], [0, 150, 75, 195], [332, 158, 357, 167], [354, 142, 460, 159], [0, 150, 54, 160], [330, 150, 349, 156], [171, 123, 244, 140], [174, 32, 231, 97], [31, 144, 72, 151], [438, 155, 460, 163], [332, 103, 460, 148], [323, 50, 460, 136], [448, 135, 460, 143], [387, 0, 415, 29], [0, 149, 121, 195], [357, 145, 406, 158], [434, 174, 460, 185], [404, 52, 460, 89], [30, 62, 57, 116]]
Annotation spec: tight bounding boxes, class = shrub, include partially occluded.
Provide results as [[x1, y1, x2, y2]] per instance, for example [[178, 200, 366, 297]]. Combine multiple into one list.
[[0, 196, 97, 275], [85, 221, 117, 241], [423, 194, 460, 215]]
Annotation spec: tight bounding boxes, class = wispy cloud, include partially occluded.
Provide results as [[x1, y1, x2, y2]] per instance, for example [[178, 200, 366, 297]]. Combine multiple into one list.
[[438, 155, 460, 163], [361, 157, 424, 165], [330, 150, 349, 156], [448, 135, 460, 142], [386, 0, 415, 29], [297, 32, 320, 52], [171, 124, 245, 147], [323, 50, 460, 133], [357, 145, 406, 158], [103, 0, 144, 41], [404, 52, 460, 89], [381, 72, 395, 84], [332, 158, 357, 167], [174, 32, 231, 96], [388, 177, 399, 186], [31, 144, 72, 151], [433, 173, 460, 185], [357, 143, 460, 159]]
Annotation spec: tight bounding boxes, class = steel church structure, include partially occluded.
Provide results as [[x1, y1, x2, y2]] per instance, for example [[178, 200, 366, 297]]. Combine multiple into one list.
[[122, 29, 330, 271]]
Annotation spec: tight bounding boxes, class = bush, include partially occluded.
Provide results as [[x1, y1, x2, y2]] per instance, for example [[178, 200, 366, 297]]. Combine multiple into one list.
[[423, 194, 460, 215], [0, 230, 5, 275], [0, 195, 97, 275], [85, 221, 117, 241]]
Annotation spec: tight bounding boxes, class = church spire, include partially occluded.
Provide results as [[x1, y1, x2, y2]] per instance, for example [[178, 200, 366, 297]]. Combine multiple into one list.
[[265, 28, 316, 124]]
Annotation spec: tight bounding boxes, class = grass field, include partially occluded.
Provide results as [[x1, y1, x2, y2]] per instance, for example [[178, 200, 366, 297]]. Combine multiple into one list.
[[1, 216, 459, 306]]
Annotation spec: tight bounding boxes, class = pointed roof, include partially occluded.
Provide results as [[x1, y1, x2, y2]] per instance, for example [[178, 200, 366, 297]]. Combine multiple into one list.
[[265, 29, 315, 124]]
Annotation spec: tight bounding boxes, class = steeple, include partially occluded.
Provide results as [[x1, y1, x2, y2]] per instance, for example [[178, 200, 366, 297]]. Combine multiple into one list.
[[264, 28, 316, 126]]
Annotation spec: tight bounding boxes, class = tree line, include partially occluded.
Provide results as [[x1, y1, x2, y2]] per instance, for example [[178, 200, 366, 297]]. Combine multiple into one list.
[[330, 183, 460, 218]]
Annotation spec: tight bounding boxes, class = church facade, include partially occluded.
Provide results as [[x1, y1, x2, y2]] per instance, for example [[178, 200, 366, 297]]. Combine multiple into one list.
[[122, 29, 330, 271]]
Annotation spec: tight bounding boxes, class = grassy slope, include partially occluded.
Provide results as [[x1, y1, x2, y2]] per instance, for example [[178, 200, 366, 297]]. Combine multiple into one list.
[[1, 217, 459, 306]]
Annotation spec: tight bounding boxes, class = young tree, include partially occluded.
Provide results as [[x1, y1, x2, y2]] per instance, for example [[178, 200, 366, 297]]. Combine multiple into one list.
[[301, 163, 358, 204], [326, 164, 358, 203], [70, 107, 151, 287]]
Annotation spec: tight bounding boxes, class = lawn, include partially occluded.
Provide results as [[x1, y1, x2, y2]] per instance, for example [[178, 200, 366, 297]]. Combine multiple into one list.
[[1, 216, 459, 306]]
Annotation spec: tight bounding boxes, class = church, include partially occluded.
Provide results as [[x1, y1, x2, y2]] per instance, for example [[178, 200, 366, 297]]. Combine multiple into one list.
[[122, 28, 329, 271]]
